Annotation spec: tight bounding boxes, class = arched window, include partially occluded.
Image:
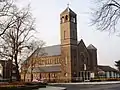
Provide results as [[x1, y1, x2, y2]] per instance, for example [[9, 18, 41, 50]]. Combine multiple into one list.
[[80, 53, 85, 63], [65, 15, 68, 21], [73, 17, 76, 23], [64, 31, 66, 39], [64, 73, 68, 77], [71, 17, 76, 23], [65, 56, 68, 65], [61, 16, 65, 23], [81, 54, 85, 61]]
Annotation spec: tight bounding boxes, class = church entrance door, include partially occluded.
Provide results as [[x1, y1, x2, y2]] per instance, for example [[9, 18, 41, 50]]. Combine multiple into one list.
[[79, 71, 90, 81]]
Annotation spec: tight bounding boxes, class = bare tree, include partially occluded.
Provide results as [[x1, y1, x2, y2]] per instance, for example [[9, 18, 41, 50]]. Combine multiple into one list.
[[0, 0, 17, 36], [21, 40, 47, 82], [92, 0, 120, 34], [0, 4, 41, 81], [115, 60, 120, 71]]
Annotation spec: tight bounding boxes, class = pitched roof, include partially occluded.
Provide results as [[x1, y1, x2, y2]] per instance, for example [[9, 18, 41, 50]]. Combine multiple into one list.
[[37, 45, 61, 57], [32, 64, 61, 73], [78, 39, 85, 45], [60, 7, 76, 15], [87, 44, 97, 50], [98, 65, 119, 72], [77, 39, 87, 49], [21, 45, 61, 65]]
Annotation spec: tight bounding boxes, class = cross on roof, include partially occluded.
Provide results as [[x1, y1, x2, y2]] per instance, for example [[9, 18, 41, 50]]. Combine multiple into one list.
[[67, 3, 69, 8]]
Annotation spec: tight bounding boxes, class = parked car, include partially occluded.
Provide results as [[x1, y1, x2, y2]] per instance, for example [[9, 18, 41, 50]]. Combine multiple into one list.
[[32, 78, 44, 83]]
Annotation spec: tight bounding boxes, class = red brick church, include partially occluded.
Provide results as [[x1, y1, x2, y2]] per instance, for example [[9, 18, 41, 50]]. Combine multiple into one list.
[[21, 6, 120, 82]]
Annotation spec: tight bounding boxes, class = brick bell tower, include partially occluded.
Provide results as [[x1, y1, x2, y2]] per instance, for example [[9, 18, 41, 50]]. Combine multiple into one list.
[[60, 6, 78, 82]]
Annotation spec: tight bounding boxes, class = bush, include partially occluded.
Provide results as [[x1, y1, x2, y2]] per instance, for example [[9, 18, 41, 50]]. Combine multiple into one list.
[[106, 78, 119, 81], [0, 82, 46, 90]]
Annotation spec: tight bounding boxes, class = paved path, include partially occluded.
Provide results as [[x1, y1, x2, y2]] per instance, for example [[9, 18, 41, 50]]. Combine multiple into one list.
[[36, 86, 66, 90], [81, 84, 120, 90], [34, 81, 120, 90], [36, 84, 120, 90], [64, 84, 120, 90], [48, 81, 120, 90], [49, 81, 120, 85]]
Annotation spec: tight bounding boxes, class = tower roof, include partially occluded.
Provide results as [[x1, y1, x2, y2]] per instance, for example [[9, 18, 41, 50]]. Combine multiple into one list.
[[87, 44, 97, 50], [60, 7, 76, 16]]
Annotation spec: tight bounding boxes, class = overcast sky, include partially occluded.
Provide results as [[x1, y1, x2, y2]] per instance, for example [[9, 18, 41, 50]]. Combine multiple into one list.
[[17, 0, 120, 68]]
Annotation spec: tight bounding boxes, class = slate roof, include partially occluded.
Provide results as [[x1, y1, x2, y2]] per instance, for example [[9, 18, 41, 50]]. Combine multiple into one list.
[[21, 45, 61, 65], [32, 64, 61, 73], [98, 65, 119, 72], [36, 45, 61, 57], [87, 44, 97, 50]]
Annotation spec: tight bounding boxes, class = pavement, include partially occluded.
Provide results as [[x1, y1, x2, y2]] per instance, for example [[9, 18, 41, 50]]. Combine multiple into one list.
[[49, 81, 120, 85], [56, 84, 120, 90], [36, 86, 66, 90], [1, 81, 120, 90], [47, 81, 120, 90], [27, 81, 120, 90]]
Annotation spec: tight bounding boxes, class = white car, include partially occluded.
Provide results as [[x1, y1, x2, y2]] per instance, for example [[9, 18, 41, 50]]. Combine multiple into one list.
[[32, 78, 44, 83]]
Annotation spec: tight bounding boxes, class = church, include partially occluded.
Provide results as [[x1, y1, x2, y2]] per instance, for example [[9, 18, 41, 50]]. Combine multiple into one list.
[[21, 6, 98, 82]]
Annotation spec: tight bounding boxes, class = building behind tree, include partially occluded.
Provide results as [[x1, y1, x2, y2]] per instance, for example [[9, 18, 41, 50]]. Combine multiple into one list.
[[20, 6, 120, 82]]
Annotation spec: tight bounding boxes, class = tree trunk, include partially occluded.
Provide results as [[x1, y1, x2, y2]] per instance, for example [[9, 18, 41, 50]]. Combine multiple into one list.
[[10, 56, 13, 82], [31, 68, 33, 82], [9, 63, 12, 82], [15, 53, 20, 81]]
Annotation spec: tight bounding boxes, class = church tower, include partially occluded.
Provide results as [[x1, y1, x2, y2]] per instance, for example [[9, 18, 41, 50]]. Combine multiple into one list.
[[60, 6, 78, 81]]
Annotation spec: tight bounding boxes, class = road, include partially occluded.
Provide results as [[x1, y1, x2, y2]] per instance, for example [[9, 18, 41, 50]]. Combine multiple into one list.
[[51, 83, 120, 90]]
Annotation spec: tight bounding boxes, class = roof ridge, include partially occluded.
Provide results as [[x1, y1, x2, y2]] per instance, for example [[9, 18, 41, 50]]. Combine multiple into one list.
[[43, 44, 60, 48], [87, 44, 97, 50]]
